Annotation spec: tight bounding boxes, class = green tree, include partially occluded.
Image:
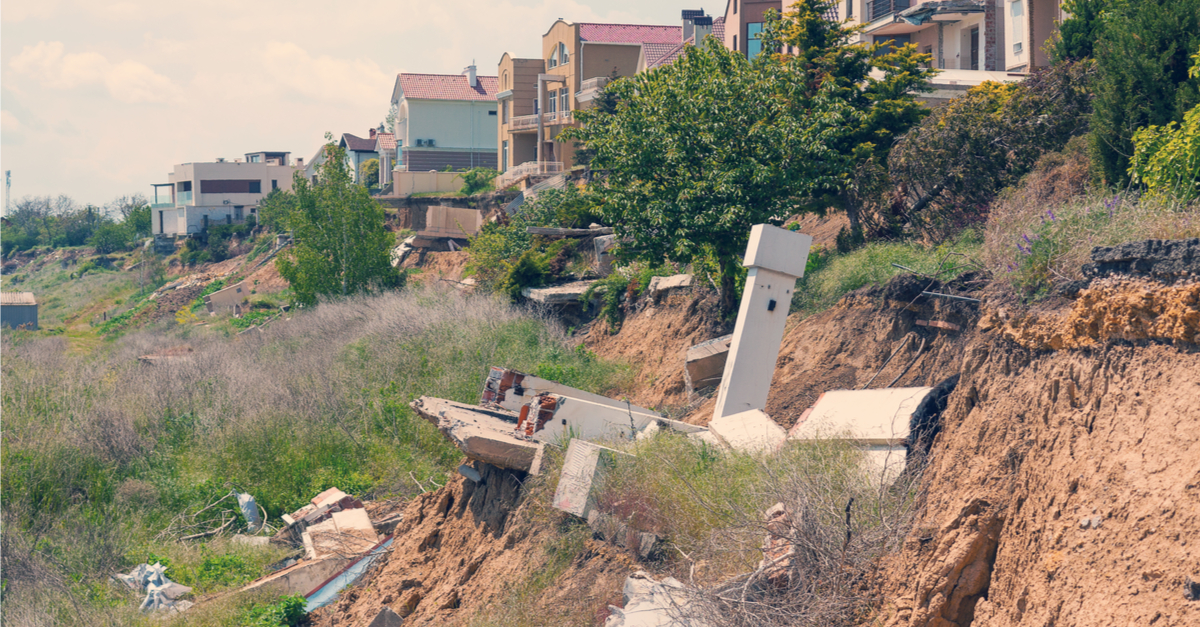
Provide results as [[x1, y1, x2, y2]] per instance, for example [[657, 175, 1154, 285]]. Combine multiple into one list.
[[1129, 49, 1200, 201], [1086, 0, 1200, 184], [274, 142, 402, 306], [360, 158, 380, 189], [764, 0, 938, 234], [563, 39, 859, 314], [1052, 0, 1107, 62], [457, 167, 500, 195], [88, 221, 131, 254]]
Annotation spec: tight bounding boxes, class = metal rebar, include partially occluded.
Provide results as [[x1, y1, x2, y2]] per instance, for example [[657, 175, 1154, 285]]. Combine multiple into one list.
[[921, 291, 981, 303]]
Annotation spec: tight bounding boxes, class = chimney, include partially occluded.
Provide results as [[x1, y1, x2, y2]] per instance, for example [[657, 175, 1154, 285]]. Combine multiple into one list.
[[463, 63, 477, 88], [296, 157, 304, 168], [681, 9, 706, 42], [369, 128, 377, 139], [693, 15, 714, 43]]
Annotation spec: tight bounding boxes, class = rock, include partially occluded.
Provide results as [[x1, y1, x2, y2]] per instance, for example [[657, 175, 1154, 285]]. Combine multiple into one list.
[[368, 606, 404, 626], [1185, 578, 1200, 601], [1082, 238, 1200, 282], [605, 571, 708, 627], [647, 274, 693, 298]]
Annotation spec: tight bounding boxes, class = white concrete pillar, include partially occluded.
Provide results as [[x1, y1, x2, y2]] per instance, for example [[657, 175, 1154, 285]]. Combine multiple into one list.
[[712, 224, 812, 420]]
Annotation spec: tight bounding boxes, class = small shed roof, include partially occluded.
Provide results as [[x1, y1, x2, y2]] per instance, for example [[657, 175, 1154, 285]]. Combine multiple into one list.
[[1, 292, 37, 305]]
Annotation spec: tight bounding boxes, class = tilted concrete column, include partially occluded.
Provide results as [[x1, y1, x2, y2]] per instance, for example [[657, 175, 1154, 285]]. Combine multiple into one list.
[[712, 224, 812, 420]]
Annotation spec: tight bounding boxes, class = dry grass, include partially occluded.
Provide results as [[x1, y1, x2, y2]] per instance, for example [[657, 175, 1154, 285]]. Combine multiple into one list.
[[1, 285, 629, 625], [982, 139, 1200, 296]]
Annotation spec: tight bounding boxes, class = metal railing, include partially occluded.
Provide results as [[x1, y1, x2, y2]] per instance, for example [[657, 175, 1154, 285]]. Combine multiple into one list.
[[510, 114, 539, 131], [494, 161, 565, 191], [868, 0, 910, 21]]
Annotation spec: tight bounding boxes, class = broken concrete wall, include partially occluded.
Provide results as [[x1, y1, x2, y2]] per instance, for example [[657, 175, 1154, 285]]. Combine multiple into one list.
[[482, 367, 658, 417], [552, 440, 629, 520], [684, 334, 731, 394], [204, 281, 248, 313], [417, 206, 483, 239], [410, 396, 542, 472]]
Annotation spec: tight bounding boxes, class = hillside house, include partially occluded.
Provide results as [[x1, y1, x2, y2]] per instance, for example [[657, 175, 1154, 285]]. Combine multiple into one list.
[[495, 20, 682, 181], [302, 131, 382, 185], [637, 10, 726, 72], [375, 132, 397, 188], [388, 67, 499, 172], [0, 292, 38, 330], [150, 152, 300, 236]]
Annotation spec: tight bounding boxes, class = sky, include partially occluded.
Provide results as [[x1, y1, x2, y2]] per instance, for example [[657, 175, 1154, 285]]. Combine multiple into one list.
[[1, 0, 700, 209]]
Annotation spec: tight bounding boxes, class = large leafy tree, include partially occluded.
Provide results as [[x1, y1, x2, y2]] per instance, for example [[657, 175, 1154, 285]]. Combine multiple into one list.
[[763, 0, 937, 234], [274, 142, 402, 306], [563, 39, 859, 314]]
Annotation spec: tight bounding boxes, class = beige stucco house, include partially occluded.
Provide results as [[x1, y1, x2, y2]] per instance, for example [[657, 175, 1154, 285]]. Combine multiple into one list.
[[151, 152, 300, 236]]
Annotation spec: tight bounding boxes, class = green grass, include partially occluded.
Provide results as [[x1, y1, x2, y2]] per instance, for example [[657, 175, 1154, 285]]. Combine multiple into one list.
[[791, 230, 983, 317], [2, 286, 631, 624]]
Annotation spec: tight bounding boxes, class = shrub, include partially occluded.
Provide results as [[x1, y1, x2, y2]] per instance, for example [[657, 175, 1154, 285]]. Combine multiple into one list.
[[458, 168, 500, 195], [889, 61, 1096, 241], [88, 222, 132, 254], [1129, 102, 1200, 202]]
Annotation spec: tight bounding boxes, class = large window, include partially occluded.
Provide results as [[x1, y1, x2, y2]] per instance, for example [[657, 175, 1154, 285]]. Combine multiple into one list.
[[1011, 0, 1025, 54], [559, 42, 570, 65], [747, 23, 764, 58], [559, 88, 569, 113], [199, 179, 262, 194]]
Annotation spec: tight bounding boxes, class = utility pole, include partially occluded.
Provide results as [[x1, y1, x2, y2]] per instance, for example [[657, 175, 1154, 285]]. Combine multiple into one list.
[[4, 170, 11, 215]]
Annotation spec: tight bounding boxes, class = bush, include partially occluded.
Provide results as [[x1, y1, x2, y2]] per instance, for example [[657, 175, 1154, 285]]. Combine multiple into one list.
[[240, 594, 307, 626], [1129, 102, 1200, 202], [458, 167, 500, 195], [889, 62, 1096, 241]]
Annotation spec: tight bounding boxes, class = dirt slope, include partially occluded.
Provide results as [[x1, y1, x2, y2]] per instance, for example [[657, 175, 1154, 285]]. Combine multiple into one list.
[[310, 463, 631, 627]]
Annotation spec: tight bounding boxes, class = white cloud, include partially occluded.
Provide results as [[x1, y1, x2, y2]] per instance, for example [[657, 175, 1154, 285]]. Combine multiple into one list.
[[0, 0, 61, 23], [1, 110, 27, 145], [261, 42, 393, 106], [9, 41, 183, 104]]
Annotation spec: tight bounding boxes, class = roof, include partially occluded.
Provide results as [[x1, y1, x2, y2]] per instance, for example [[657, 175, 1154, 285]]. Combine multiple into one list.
[[578, 23, 682, 45], [341, 134, 378, 152], [642, 42, 681, 68], [396, 73, 499, 102], [376, 133, 397, 151], [1, 292, 36, 306], [682, 9, 707, 19]]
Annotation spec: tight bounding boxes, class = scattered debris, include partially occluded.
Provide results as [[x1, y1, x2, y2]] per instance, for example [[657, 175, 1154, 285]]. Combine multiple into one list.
[[920, 290, 981, 304], [684, 334, 731, 394], [410, 396, 543, 473], [595, 234, 617, 276], [1185, 578, 1200, 602], [368, 606, 405, 627], [553, 440, 630, 519], [521, 280, 597, 305], [916, 319, 962, 332], [605, 571, 708, 627], [708, 409, 788, 455], [232, 534, 271, 546], [158, 489, 270, 542], [647, 274, 693, 299], [116, 562, 193, 613], [482, 366, 657, 416], [759, 503, 797, 590], [1079, 515, 1103, 530], [238, 492, 263, 533]]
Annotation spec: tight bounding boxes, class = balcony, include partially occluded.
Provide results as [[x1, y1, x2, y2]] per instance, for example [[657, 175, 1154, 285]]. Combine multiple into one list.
[[509, 111, 575, 132], [494, 161, 564, 190], [575, 76, 611, 105], [176, 190, 193, 206], [868, 0, 911, 22]]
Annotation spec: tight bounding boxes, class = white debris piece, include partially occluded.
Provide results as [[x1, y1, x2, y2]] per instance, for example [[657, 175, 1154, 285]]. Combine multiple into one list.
[[116, 562, 192, 613], [707, 409, 787, 455], [604, 571, 709, 627], [553, 440, 629, 520]]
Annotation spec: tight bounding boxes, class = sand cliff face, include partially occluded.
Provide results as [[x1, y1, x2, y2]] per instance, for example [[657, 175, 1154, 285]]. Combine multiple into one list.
[[873, 338, 1200, 627]]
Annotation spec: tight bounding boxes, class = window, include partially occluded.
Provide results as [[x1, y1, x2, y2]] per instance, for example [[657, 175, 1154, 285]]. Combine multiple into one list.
[[548, 45, 558, 68], [733, 34, 738, 51], [1011, 0, 1025, 54], [248, 154, 261, 163], [503, 100, 510, 123], [923, 45, 933, 68], [846, 0, 853, 18], [533, 98, 539, 114], [271, 179, 278, 190], [559, 88, 569, 113], [178, 181, 192, 192], [199, 179, 262, 193], [502, 140, 509, 171], [249, 180, 261, 194], [547, 91, 557, 114], [747, 23, 764, 58], [734, 0, 738, 13], [488, 110, 497, 116], [559, 42, 569, 64]]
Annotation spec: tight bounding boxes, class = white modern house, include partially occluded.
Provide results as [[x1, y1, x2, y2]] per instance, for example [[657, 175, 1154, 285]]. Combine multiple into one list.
[[150, 151, 300, 236], [389, 65, 499, 172]]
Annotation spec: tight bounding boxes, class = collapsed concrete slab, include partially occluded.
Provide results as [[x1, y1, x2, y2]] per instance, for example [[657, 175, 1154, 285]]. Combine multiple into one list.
[[595, 235, 617, 276], [244, 556, 355, 598], [684, 335, 731, 393], [302, 509, 380, 560], [647, 274, 693, 298], [521, 280, 596, 304], [707, 409, 788, 455], [410, 396, 542, 472], [482, 366, 658, 416], [553, 440, 629, 520], [787, 387, 937, 483]]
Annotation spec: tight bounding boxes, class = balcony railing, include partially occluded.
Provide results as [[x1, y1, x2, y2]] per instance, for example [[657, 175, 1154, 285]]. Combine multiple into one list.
[[176, 190, 193, 205], [578, 76, 610, 93], [868, 0, 911, 21], [494, 161, 565, 190], [509, 111, 575, 132]]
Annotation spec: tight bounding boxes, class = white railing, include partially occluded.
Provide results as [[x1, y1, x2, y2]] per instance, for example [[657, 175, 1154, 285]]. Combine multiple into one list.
[[509, 111, 574, 132], [494, 161, 565, 190], [578, 76, 610, 93]]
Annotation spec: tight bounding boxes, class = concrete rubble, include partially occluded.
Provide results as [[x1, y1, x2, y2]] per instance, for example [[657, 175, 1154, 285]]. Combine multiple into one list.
[[410, 396, 543, 473], [684, 334, 731, 393], [521, 280, 597, 305], [595, 235, 617, 276], [788, 387, 937, 483], [116, 562, 193, 614], [552, 440, 628, 519], [647, 274, 693, 298], [708, 409, 788, 455], [759, 503, 798, 589], [605, 571, 709, 627]]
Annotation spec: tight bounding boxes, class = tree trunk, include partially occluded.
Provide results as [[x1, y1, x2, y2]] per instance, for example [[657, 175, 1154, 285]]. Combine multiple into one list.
[[719, 261, 739, 319]]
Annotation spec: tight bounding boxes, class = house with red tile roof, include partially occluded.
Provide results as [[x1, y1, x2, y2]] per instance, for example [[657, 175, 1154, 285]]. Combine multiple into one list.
[[387, 64, 498, 173], [495, 17, 686, 181], [638, 10, 726, 72]]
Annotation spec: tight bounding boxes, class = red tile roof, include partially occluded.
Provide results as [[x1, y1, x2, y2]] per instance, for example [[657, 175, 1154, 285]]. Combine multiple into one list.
[[375, 133, 396, 151], [578, 23, 682, 45], [645, 18, 726, 70], [341, 133, 378, 152], [713, 16, 725, 42], [396, 73, 499, 102], [642, 42, 680, 67]]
